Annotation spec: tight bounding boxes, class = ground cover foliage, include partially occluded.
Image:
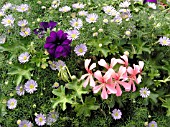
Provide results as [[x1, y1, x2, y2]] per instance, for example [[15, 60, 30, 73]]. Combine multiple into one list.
[[0, 0, 170, 126]]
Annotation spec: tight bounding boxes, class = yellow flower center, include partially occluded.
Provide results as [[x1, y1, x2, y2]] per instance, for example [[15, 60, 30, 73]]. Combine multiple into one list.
[[39, 117, 43, 122], [143, 91, 147, 95], [7, 19, 11, 24], [25, 31, 29, 35], [106, 9, 111, 13], [63, 8, 67, 12], [162, 40, 167, 45], [23, 124, 28, 127], [23, 56, 27, 60], [151, 124, 155, 127], [115, 19, 120, 23], [90, 17, 95, 21], [21, 7, 25, 11], [74, 22, 79, 27], [114, 112, 119, 117], [10, 102, 15, 106], [71, 34, 76, 38], [78, 48, 83, 53], [29, 84, 34, 89], [21, 23, 25, 26]]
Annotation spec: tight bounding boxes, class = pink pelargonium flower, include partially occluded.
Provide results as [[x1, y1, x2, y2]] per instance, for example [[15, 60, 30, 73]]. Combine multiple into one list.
[[111, 66, 131, 96], [93, 69, 117, 99], [80, 59, 96, 87], [117, 55, 129, 67], [127, 61, 144, 91], [98, 58, 117, 69]]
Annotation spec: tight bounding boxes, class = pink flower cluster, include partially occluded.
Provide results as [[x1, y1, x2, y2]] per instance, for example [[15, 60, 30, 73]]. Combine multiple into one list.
[[80, 55, 144, 99]]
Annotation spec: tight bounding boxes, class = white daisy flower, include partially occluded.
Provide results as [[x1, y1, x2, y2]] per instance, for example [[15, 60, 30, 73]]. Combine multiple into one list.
[[111, 109, 122, 120], [1, 3, 12, 11], [78, 10, 88, 16], [18, 52, 30, 63], [140, 87, 150, 98], [59, 6, 71, 13], [72, 3, 85, 9], [70, 18, 83, 29], [20, 27, 31, 37], [16, 4, 29, 12], [103, 6, 116, 16], [7, 98, 17, 110], [119, 1, 131, 8], [86, 13, 98, 23], [1, 15, 15, 27], [18, 19, 28, 27], [67, 29, 80, 40]]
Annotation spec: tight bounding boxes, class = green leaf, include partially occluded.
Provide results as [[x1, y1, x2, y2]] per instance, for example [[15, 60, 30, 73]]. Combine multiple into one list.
[[65, 79, 88, 100], [51, 85, 74, 111], [74, 96, 99, 117], [162, 98, 170, 116], [99, 48, 110, 58], [8, 66, 33, 85], [149, 93, 159, 104]]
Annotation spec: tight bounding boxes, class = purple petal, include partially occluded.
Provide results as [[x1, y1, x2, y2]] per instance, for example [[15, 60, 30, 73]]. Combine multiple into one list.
[[62, 39, 72, 45], [49, 21, 57, 30], [46, 36, 56, 44], [143, 0, 157, 4], [48, 48, 56, 56], [40, 22, 49, 30], [56, 30, 64, 40]]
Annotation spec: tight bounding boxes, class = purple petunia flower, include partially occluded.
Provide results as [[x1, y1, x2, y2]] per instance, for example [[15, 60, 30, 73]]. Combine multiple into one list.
[[34, 21, 57, 38], [148, 121, 157, 127], [74, 44, 87, 56], [143, 0, 157, 4], [44, 30, 72, 58], [35, 113, 46, 126]]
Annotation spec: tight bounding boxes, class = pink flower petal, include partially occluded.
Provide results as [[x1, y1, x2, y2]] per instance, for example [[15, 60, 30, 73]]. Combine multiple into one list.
[[103, 68, 114, 82], [120, 55, 128, 66], [110, 58, 117, 68], [89, 63, 96, 70], [106, 84, 117, 94], [83, 76, 90, 88], [94, 70, 103, 82], [116, 84, 122, 96], [85, 59, 91, 72], [93, 84, 103, 93], [127, 67, 133, 75], [139, 61, 144, 71], [118, 81, 131, 91], [118, 66, 126, 77], [101, 87, 108, 99], [89, 75, 95, 87], [80, 73, 89, 80], [98, 59, 109, 69]]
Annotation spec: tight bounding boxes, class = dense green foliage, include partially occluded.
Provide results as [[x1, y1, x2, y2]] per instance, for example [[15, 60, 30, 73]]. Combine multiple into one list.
[[0, 0, 170, 127]]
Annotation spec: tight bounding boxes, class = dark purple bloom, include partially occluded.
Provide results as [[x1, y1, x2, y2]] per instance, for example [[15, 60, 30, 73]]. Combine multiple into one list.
[[34, 21, 57, 38], [143, 0, 157, 4], [44, 30, 72, 58]]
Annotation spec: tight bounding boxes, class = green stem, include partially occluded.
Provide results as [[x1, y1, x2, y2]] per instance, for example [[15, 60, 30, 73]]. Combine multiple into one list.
[[65, 66, 72, 80]]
